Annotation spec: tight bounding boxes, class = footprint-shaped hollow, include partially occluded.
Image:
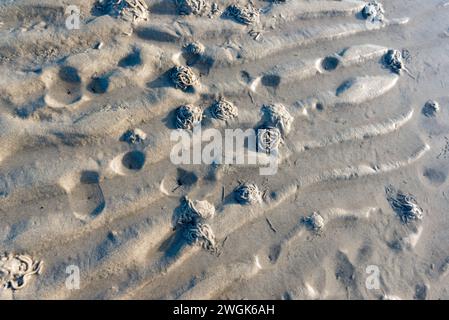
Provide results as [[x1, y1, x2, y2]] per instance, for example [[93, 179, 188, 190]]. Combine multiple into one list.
[[122, 150, 146, 171], [321, 56, 340, 71], [45, 66, 83, 106], [69, 171, 105, 219]]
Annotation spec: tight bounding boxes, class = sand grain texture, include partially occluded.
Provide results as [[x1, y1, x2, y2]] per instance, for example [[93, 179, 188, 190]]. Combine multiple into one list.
[[0, 0, 448, 300]]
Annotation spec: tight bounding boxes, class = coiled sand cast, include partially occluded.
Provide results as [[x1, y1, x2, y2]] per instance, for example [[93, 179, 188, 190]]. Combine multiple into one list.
[[171, 65, 199, 91], [234, 183, 262, 205], [176, 0, 208, 16], [211, 98, 238, 121], [225, 4, 260, 25], [95, 0, 149, 22], [174, 196, 216, 227], [175, 104, 203, 129], [386, 185, 423, 223], [0, 253, 43, 291]]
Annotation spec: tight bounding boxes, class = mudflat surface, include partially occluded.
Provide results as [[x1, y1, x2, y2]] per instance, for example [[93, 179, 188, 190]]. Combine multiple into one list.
[[0, 0, 448, 299]]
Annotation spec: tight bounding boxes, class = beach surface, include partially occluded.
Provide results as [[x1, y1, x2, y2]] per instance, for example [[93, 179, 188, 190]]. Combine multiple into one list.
[[0, 0, 448, 299]]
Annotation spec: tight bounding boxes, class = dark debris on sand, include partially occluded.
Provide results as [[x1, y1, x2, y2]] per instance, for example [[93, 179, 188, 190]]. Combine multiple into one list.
[[385, 185, 423, 223]]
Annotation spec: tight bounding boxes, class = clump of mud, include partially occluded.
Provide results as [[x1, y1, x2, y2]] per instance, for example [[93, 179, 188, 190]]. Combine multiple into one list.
[[211, 98, 238, 120], [183, 41, 205, 56], [302, 212, 325, 232], [184, 223, 218, 253], [422, 100, 440, 117], [174, 196, 215, 228], [94, 0, 149, 22], [171, 65, 199, 90], [383, 49, 404, 74], [172, 196, 218, 254], [175, 104, 203, 129], [362, 1, 385, 22], [176, 0, 208, 16], [0, 253, 43, 290], [234, 183, 262, 205], [386, 185, 423, 223], [121, 128, 146, 144], [260, 103, 293, 136], [225, 4, 260, 25]]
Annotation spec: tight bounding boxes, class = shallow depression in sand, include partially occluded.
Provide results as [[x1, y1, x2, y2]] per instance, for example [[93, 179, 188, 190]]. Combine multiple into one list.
[[44, 66, 83, 107]]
